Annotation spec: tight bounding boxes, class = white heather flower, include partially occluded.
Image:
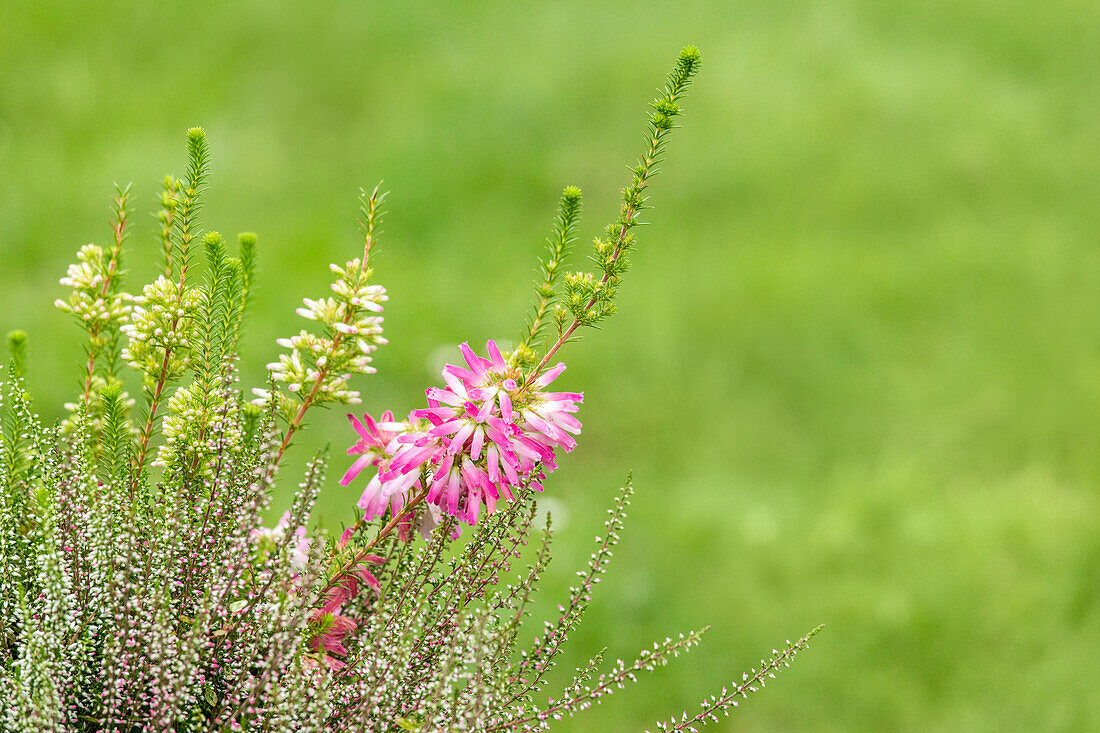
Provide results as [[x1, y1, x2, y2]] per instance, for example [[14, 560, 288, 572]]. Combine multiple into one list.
[[257, 257, 388, 417], [55, 244, 132, 345]]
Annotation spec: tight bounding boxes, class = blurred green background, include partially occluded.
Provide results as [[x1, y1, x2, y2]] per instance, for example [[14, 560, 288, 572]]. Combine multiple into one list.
[[3, 1, 1099, 729]]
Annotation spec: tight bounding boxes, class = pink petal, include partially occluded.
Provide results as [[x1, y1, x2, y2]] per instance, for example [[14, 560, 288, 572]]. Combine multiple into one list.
[[485, 340, 506, 370], [486, 445, 501, 483], [543, 391, 583, 402], [348, 413, 372, 440], [426, 387, 464, 407], [444, 363, 479, 384], [500, 454, 519, 485], [357, 475, 383, 514], [470, 426, 485, 461], [465, 487, 482, 525], [534, 363, 566, 388], [445, 469, 462, 515], [428, 420, 464, 437], [340, 454, 374, 486], [459, 342, 488, 378], [448, 422, 475, 453], [352, 567, 382, 593], [475, 399, 493, 422], [442, 369, 469, 400]]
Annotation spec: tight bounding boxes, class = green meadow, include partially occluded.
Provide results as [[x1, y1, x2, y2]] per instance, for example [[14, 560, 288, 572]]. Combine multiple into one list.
[[2, 1, 1098, 729]]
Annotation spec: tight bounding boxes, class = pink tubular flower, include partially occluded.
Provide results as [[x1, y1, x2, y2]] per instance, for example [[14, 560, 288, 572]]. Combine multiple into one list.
[[340, 410, 401, 485], [340, 340, 582, 528]]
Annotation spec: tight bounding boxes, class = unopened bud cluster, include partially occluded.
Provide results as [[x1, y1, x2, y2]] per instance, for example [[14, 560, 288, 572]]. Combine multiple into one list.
[[120, 276, 202, 383], [156, 379, 242, 476]]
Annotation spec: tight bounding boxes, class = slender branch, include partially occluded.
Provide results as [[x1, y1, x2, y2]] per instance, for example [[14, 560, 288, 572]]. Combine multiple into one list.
[[269, 185, 386, 472], [81, 184, 131, 403], [319, 485, 430, 596], [130, 346, 173, 499], [654, 625, 824, 732], [522, 134, 653, 386], [176, 370, 237, 613], [129, 132, 209, 494], [492, 632, 703, 731], [130, 254, 197, 493], [358, 184, 385, 265], [158, 176, 180, 279], [518, 187, 581, 356]]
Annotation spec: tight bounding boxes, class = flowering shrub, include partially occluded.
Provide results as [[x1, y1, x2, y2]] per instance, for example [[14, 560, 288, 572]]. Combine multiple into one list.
[[0, 47, 819, 731]]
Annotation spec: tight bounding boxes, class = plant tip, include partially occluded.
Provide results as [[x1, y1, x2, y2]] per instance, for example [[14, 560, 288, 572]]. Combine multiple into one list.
[[679, 45, 701, 67]]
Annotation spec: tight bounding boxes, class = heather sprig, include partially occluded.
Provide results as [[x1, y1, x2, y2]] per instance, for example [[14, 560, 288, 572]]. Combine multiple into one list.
[[54, 184, 137, 440], [524, 45, 702, 384], [649, 626, 825, 732], [54, 183, 133, 403], [254, 185, 389, 466], [511, 186, 582, 370], [153, 233, 248, 478], [498, 481, 635, 721], [155, 176, 181, 278], [123, 128, 212, 489]]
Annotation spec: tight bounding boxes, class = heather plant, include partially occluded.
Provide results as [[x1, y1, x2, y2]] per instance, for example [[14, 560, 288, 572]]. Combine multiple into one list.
[[0, 47, 819, 731]]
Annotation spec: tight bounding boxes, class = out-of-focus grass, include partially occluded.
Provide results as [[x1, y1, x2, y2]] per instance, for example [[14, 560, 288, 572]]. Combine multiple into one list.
[[2, 1, 1099, 729]]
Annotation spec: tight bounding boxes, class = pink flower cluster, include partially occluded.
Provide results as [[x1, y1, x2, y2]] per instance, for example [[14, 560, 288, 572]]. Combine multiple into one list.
[[340, 340, 582, 526], [308, 556, 382, 670]]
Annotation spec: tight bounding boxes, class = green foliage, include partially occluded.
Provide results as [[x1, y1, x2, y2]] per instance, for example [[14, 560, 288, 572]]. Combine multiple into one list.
[[513, 186, 583, 369], [4, 5, 1099, 729], [195, 231, 245, 382], [172, 128, 211, 281], [157, 176, 181, 278], [97, 382, 132, 484], [236, 232, 258, 325]]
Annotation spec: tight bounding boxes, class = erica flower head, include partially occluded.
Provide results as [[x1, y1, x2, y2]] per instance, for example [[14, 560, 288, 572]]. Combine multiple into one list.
[[340, 340, 582, 527]]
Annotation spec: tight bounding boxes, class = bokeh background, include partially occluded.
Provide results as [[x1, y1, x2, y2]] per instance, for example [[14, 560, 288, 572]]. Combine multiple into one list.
[[3, 1, 1099, 729]]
